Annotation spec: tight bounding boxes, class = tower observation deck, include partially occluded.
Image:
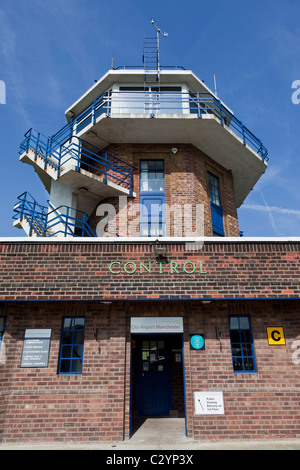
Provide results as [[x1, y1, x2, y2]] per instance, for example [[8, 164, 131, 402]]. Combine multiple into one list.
[[13, 26, 268, 239]]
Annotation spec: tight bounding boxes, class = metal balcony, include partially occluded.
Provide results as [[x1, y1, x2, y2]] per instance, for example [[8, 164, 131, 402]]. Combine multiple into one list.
[[19, 129, 136, 198], [56, 90, 268, 161], [57, 89, 268, 208]]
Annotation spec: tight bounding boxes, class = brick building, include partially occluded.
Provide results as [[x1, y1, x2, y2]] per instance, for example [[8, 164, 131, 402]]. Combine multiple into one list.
[[1, 31, 300, 443]]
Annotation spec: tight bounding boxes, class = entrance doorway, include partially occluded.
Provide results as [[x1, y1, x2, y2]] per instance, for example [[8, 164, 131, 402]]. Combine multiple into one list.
[[131, 334, 186, 437], [136, 336, 171, 415]]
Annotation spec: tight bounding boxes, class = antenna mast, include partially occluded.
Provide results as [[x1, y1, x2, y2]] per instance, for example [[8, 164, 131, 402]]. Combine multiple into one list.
[[143, 19, 168, 114], [150, 18, 168, 71], [143, 19, 168, 88]]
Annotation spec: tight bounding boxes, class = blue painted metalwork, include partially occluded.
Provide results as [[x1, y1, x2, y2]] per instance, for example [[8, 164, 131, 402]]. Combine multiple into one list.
[[13, 191, 97, 238], [210, 203, 225, 236], [228, 315, 257, 373], [139, 159, 165, 237], [58, 317, 85, 375], [0, 316, 6, 353], [50, 90, 268, 162], [181, 334, 188, 437], [20, 128, 135, 194], [208, 172, 225, 236], [114, 65, 186, 70]]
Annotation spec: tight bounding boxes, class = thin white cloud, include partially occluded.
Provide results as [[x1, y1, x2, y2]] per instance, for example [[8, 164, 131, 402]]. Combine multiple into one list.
[[242, 204, 300, 216], [0, 7, 32, 127]]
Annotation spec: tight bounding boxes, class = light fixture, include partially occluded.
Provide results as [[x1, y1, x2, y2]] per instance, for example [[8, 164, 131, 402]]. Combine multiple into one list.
[[171, 148, 178, 154], [152, 241, 168, 263], [202, 300, 211, 304], [154, 245, 167, 256]]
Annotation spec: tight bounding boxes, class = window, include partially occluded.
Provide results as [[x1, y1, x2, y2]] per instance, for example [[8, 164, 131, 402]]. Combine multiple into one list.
[[58, 317, 85, 374], [142, 340, 166, 372], [140, 160, 165, 237], [140, 160, 164, 193], [208, 172, 221, 206], [208, 172, 224, 236], [118, 86, 182, 114], [0, 317, 5, 352], [229, 316, 256, 373]]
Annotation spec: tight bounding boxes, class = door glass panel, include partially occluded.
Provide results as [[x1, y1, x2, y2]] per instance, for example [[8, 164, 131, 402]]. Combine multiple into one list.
[[142, 341, 149, 360], [141, 340, 165, 372]]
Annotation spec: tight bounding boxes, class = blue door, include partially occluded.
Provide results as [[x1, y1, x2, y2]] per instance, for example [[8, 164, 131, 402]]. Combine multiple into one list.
[[210, 202, 225, 236], [140, 195, 165, 237], [136, 337, 172, 415]]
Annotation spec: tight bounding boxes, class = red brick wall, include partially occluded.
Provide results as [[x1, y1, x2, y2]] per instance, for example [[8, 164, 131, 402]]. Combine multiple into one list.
[[184, 300, 300, 440], [90, 143, 240, 237], [0, 301, 127, 443], [0, 240, 299, 301], [1, 240, 300, 443], [1, 299, 300, 443]]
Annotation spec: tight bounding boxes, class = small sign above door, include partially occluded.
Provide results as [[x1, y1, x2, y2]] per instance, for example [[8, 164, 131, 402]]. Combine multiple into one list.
[[131, 317, 183, 333]]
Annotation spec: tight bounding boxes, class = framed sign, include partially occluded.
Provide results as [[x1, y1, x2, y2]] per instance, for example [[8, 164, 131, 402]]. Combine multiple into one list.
[[21, 329, 51, 368], [131, 317, 183, 333], [194, 392, 225, 415]]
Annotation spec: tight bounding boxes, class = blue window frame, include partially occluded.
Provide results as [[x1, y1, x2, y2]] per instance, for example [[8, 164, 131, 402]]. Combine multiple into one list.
[[140, 160, 165, 237], [140, 160, 164, 193], [229, 315, 256, 373], [208, 172, 225, 236], [58, 317, 85, 375], [0, 317, 5, 352]]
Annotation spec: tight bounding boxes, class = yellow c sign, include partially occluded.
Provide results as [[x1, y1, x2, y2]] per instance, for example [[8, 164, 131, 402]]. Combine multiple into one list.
[[267, 327, 285, 345]]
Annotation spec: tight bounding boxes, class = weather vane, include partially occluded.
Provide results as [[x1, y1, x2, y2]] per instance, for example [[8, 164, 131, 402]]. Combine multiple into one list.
[[151, 18, 168, 38]]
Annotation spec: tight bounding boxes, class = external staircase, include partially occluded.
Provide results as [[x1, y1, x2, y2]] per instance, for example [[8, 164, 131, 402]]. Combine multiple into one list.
[[19, 128, 136, 197], [13, 192, 97, 238]]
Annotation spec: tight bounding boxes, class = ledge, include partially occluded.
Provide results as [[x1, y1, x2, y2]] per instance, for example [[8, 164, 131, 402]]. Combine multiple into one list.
[[1, 237, 300, 244]]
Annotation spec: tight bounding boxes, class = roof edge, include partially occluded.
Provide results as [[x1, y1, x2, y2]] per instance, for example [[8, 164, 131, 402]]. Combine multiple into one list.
[[1, 237, 300, 244]]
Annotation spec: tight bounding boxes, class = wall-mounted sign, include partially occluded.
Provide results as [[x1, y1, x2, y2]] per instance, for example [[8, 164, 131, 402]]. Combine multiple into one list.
[[131, 317, 183, 333], [194, 392, 224, 415], [109, 260, 207, 275], [267, 327, 285, 345], [190, 334, 205, 350], [21, 329, 51, 368]]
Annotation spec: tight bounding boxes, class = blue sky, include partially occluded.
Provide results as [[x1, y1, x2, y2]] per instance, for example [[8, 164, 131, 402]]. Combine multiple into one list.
[[0, 0, 300, 237]]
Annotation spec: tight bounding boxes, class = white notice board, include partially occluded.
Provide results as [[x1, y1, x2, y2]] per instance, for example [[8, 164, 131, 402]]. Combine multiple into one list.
[[194, 392, 224, 415]]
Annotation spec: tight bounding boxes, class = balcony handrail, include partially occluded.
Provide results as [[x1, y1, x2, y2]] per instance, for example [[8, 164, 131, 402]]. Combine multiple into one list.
[[13, 192, 97, 238], [47, 202, 97, 238], [53, 90, 268, 162], [13, 191, 48, 237], [20, 129, 136, 193], [113, 65, 186, 70]]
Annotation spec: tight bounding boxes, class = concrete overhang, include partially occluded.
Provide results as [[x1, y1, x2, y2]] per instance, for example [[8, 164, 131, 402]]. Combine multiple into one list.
[[65, 69, 233, 121], [76, 112, 267, 208]]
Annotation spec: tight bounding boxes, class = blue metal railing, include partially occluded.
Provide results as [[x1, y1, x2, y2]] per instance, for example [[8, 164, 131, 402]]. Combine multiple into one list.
[[20, 128, 135, 193], [13, 192, 48, 236], [113, 65, 186, 70], [52, 90, 268, 162], [13, 192, 97, 237]]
